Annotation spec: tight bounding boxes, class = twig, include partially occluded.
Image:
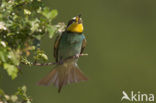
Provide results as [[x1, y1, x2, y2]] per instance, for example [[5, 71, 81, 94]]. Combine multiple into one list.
[[31, 53, 88, 66], [32, 62, 57, 66]]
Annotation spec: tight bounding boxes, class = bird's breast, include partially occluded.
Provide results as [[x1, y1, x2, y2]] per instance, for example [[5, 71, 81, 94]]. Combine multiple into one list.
[[58, 33, 84, 60]]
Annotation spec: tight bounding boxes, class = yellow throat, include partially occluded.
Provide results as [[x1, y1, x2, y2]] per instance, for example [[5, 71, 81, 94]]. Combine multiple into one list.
[[67, 17, 83, 33]]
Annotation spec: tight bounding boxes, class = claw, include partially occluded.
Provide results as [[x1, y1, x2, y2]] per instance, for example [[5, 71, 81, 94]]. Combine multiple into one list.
[[75, 54, 80, 58]]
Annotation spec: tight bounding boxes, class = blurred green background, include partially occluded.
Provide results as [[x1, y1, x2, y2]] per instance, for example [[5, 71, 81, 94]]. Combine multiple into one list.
[[1, 0, 156, 103]]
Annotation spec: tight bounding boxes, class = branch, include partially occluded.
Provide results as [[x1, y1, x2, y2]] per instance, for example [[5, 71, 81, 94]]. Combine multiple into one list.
[[31, 53, 88, 66]]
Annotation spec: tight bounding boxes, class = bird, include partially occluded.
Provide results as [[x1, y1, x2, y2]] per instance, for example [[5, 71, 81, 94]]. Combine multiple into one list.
[[38, 15, 88, 93]]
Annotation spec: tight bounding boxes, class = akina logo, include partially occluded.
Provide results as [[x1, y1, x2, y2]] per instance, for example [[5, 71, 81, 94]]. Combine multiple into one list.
[[121, 91, 154, 102]]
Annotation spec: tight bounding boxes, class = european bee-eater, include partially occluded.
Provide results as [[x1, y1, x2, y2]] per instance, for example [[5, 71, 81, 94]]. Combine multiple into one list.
[[38, 15, 87, 93]]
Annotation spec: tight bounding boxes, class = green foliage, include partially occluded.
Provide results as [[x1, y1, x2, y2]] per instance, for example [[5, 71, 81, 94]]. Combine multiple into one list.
[[0, 86, 31, 103], [33, 49, 48, 62], [0, 0, 66, 102], [42, 7, 58, 20], [3, 63, 18, 79], [0, 0, 60, 79]]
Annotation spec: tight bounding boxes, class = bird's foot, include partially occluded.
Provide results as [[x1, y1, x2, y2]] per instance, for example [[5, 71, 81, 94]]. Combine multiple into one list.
[[74, 54, 80, 59]]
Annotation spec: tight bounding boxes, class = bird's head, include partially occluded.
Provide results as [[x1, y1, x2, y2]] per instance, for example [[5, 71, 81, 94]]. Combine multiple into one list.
[[66, 15, 83, 33]]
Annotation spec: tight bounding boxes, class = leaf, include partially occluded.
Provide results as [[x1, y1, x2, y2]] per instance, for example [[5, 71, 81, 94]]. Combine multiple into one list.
[[0, 89, 4, 95], [21, 57, 32, 65], [0, 41, 6, 47], [49, 9, 58, 19], [11, 95, 18, 102], [42, 7, 58, 20], [24, 9, 31, 15], [17, 85, 31, 101], [0, 22, 7, 30], [21, 86, 27, 93], [47, 25, 57, 38], [3, 63, 18, 79], [27, 100, 31, 103], [4, 94, 10, 100], [39, 53, 48, 61], [42, 7, 50, 18], [0, 51, 6, 62], [30, 19, 40, 33], [8, 51, 20, 66], [34, 49, 48, 61]]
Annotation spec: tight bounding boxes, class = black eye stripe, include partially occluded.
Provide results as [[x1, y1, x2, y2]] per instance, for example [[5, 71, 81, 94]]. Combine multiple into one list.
[[70, 18, 76, 22], [67, 19, 75, 27]]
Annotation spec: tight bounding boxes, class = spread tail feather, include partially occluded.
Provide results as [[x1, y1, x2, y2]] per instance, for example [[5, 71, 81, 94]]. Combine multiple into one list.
[[38, 61, 87, 93]]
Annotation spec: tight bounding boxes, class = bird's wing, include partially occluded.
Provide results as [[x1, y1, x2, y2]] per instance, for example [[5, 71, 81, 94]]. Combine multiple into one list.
[[54, 34, 62, 62], [80, 37, 87, 54]]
